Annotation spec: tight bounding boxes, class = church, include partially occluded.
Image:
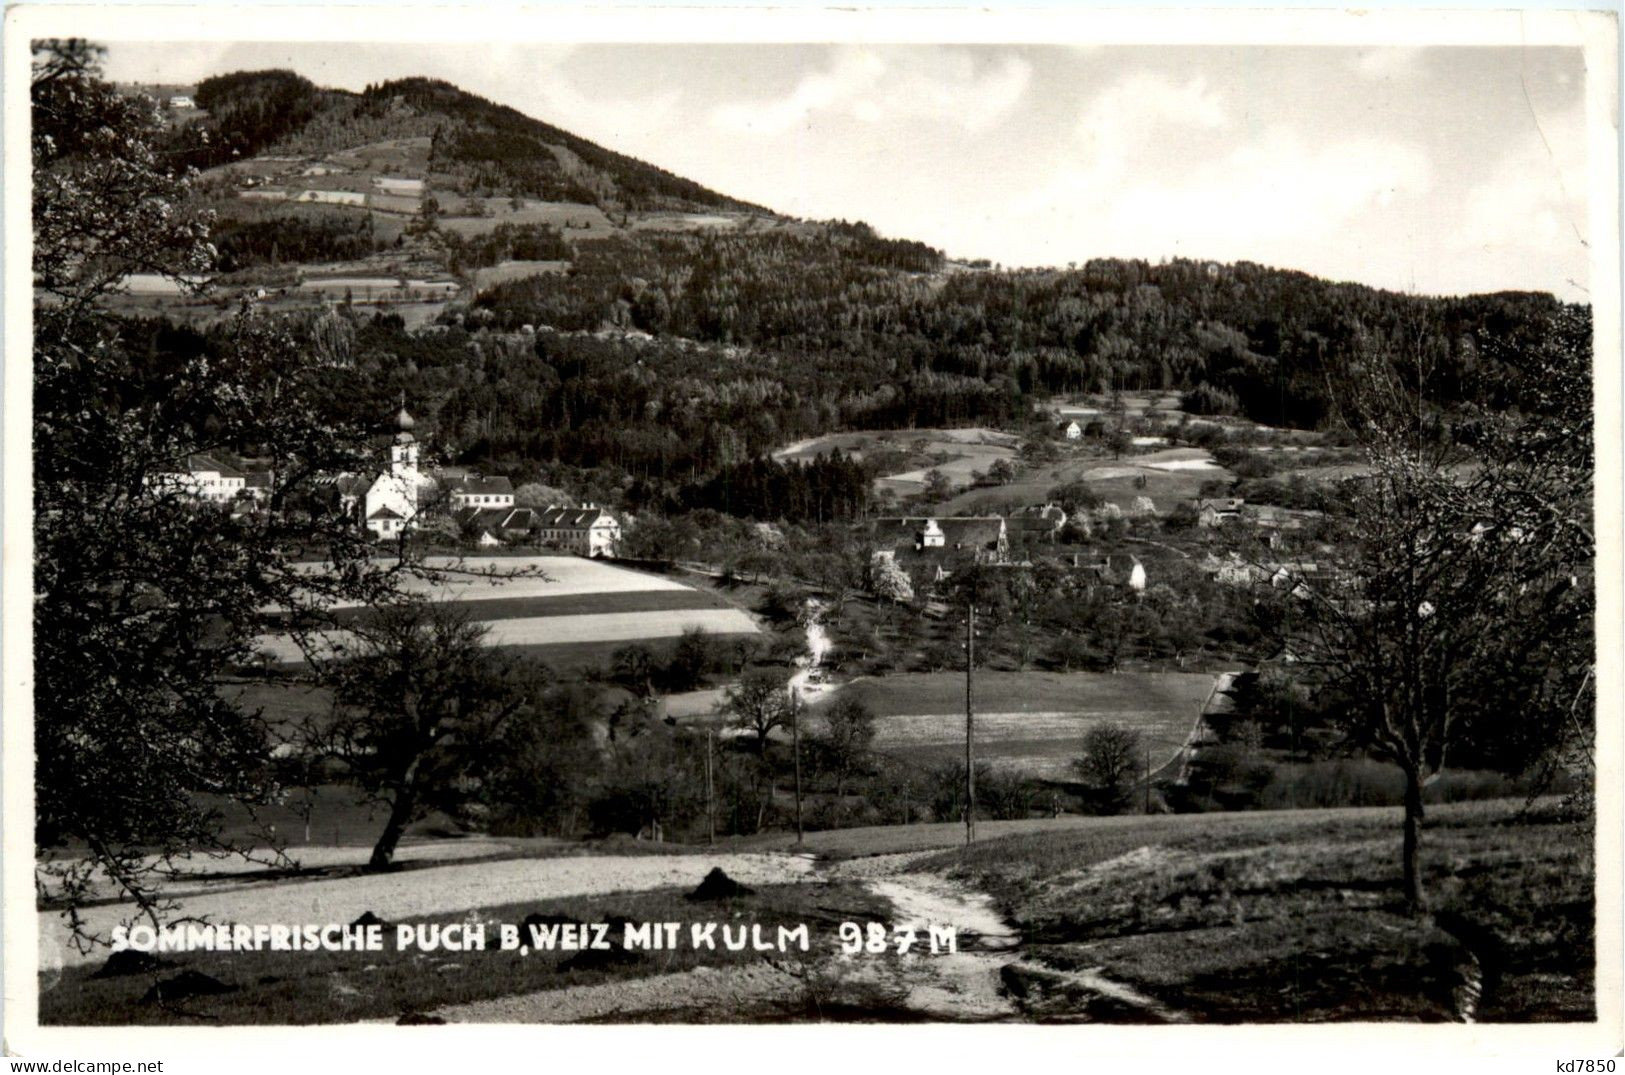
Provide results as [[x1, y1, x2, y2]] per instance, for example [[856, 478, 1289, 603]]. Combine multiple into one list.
[[334, 402, 427, 541]]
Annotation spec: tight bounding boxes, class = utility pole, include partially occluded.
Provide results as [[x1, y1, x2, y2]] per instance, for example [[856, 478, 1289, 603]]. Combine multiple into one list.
[[706, 728, 716, 846], [791, 686, 804, 845], [965, 602, 976, 845], [1144, 742, 1152, 814]]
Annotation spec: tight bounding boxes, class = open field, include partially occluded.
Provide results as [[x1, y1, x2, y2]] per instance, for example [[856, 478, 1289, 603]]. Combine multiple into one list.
[[290, 588, 735, 627], [627, 211, 757, 232], [935, 446, 1233, 515], [815, 671, 1218, 777], [436, 199, 616, 238], [775, 426, 1018, 463], [255, 609, 759, 664], [470, 259, 571, 292], [259, 557, 760, 664], [317, 556, 692, 607], [774, 427, 1028, 497]]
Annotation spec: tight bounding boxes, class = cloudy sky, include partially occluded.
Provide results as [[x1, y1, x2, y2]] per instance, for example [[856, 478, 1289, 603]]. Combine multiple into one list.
[[104, 42, 1592, 300]]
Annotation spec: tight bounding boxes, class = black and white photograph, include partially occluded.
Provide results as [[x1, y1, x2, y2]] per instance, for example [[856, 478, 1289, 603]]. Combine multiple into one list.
[[3, 3, 1620, 1062]]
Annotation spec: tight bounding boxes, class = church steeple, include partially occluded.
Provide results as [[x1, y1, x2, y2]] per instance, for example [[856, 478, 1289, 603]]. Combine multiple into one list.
[[390, 393, 420, 484], [394, 391, 416, 442]]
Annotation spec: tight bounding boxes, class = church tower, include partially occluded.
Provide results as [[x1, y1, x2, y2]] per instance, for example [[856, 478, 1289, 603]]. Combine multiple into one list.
[[389, 397, 419, 515]]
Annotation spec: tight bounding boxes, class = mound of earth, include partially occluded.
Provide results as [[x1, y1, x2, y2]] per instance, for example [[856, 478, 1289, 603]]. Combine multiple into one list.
[[92, 949, 177, 979], [140, 969, 237, 1005], [686, 867, 754, 901]]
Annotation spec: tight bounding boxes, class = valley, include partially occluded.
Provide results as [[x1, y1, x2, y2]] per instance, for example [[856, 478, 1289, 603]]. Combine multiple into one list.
[[29, 47, 1599, 1031]]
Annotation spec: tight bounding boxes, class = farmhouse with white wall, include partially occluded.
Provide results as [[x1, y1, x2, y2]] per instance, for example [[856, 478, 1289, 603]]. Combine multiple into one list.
[[535, 505, 621, 557]]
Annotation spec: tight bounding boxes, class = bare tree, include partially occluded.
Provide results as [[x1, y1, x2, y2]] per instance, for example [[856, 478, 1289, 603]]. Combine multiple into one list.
[[1293, 316, 1592, 910]]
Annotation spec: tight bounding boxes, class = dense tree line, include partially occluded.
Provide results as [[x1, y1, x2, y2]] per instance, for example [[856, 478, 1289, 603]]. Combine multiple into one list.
[[212, 210, 384, 271], [679, 451, 872, 523], [172, 69, 333, 171], [443, 221, 572, 274], [479, 230, 1575, 430]]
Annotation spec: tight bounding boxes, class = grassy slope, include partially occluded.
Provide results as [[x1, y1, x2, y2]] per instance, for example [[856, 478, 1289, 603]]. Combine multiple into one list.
[[912, 799, 1593, 1023]]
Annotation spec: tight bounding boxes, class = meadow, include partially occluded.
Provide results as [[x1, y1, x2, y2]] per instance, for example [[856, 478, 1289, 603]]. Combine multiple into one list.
[[814, 671, 1218, 777]]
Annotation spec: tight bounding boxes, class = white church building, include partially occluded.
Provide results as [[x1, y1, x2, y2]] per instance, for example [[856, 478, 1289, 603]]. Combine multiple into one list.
[[333, 402, 427, 540]]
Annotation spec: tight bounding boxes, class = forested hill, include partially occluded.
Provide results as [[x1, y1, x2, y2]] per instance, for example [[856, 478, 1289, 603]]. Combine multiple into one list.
[[121, 66, 1585, 500], [166, 69, 763, 213], [473, 236, 1577, 430]]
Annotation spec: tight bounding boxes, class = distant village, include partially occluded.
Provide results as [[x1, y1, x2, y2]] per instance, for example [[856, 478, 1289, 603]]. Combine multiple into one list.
[[152, 400, 1326, 604], [150, 402, 622, 557]]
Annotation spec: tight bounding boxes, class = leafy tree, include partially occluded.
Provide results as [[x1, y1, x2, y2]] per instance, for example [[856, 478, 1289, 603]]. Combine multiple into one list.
[[31, 41, 412, 943], [1047, 480, 1102, 514], [1072, 723, 1145, 814], [479, 682, 602, 835], [867, 554, 915, 604], [723, 669, 791, 754], [311, 601, 531, 868], [514, 481, 569, 508], [666, 625, 715, 692]]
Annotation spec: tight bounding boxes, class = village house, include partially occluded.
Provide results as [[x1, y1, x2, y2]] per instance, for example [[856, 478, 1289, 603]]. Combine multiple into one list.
[[1061, 419, 1082, 440], [457, 506, 539, 547], [1241, 504, 1323, 548], [872, 516, 1009, 562], [870, 516, 1010, 590], [148, 453, 247, 503], [1007, 503, 1068, 545], [1196, 497, 1245, 528], [242, 469, 274, 503], [444, 474, 515, 510], [1202, 552, 1320, 596], [1077, 552, 1147, 592], [535, 505, 621, 557]]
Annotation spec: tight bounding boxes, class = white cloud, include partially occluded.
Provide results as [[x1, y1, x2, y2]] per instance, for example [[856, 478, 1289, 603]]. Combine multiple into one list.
[[1457, 99, 1587, 247], [1122, 130, 1432, 246], [710, 47, 1030, 135], [1000, 72, 1433, 279]]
